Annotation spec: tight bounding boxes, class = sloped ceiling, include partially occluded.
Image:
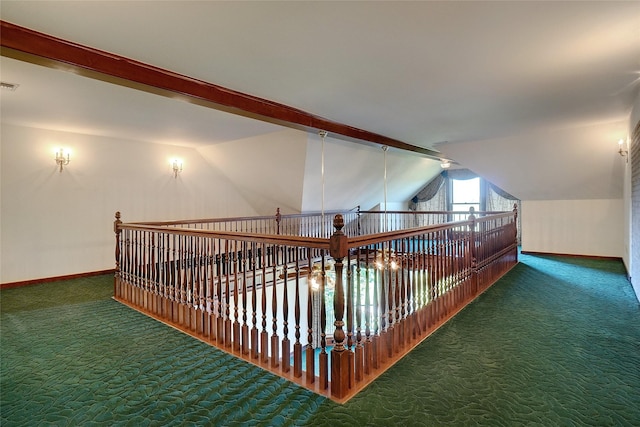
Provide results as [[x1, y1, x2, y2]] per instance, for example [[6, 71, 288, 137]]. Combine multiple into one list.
[[1, 1, 638, 204]]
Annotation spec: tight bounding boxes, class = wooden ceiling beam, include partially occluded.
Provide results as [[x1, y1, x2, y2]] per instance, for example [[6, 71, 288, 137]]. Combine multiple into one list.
[[1, 20, 443, 158]]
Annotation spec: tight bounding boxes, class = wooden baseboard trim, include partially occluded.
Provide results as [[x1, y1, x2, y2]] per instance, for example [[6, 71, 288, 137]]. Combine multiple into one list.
[[520, 251, 622, 262], [1, 269, 115, 289]]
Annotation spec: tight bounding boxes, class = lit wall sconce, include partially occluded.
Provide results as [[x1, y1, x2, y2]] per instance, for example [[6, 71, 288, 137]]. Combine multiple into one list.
[[618, 139, 629, 162], [55, 148, 71, 172], [440, 159, 451, 169], [170, 158, 183, 178]]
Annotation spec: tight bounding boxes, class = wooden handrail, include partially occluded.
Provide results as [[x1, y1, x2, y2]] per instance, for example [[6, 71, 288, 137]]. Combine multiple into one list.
[[117, 224, 331, 250]]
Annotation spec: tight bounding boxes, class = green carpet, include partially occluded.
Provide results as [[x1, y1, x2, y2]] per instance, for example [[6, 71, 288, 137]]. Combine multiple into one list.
[[2, 253, 639, 426]]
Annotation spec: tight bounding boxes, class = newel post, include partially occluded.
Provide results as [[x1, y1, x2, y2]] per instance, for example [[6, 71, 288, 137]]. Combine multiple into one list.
[[113, 211, 122, 297], [330, 214, 351, 399]]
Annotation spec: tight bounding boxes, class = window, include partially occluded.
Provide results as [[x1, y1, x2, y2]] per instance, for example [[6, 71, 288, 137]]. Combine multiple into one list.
[[450, 177, 481, 212]]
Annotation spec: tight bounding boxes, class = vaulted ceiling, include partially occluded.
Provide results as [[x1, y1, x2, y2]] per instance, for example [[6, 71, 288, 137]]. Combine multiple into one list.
[[1, 1, 638, 202]]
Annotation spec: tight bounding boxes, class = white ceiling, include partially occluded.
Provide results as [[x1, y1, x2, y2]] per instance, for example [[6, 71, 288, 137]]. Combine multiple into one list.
[[1, 1, 639, 200]]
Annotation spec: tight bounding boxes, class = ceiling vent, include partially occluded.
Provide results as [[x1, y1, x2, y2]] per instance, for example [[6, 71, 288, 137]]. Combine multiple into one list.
[[0, 82, 19, 91]]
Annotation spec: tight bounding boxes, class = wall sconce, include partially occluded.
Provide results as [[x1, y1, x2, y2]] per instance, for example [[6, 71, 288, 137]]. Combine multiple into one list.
[[618, 139, 629, 162], [55, 148, 70, 172], [170, 158, 183, 178]]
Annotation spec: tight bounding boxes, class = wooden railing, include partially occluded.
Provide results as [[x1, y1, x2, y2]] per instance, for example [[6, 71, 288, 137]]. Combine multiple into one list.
[[113, 207, 518, 402]]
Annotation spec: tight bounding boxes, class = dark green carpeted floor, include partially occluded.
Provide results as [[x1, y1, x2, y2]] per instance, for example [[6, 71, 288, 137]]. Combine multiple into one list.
[[2, 252, 639, 426]]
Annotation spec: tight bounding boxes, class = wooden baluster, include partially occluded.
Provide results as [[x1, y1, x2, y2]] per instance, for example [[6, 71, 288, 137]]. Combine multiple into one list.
[[165, 233, 171, 316], [136, 230, 142, 306], [198, 237, 206, 335], [271, 247, 280, 368], [203, 238, 211, 339], [150, 233, 158, 315], [251, 242, 259, 359], [174, 235, 181, 322], [167, 234, 173, 322], [319, 256, 328, 390], [329, 214, 350, 398], [428, 231, 436, 329], [346, 251, 355, 388], [194, 236, 201, 331], [140, 231, 147, 310], [373, 245, 388, 369], [224, 240, 232, 348], [130, 230, 137, 304], [468, 209, 478, 299], [151, 232, 157, 316], [183, 235, 191, 327], [215, 239, 223, 344], [233, 241, 241, 351], [443, 231, 449, 316], [156, 232, 163, 318], [260, 244, 269, 363], [305, 252, 315, 384], [136, 231, 142, 306], [166, 233, 173, 320], [187, 235, 194, 331], [178, 235, 185, 327], [191, 236, 198, 331], [355, 253, 364, 383], [293, 249, 302, 378], [387, 242, 396, 359], [128, 229, 134, 302], [281, 262, 290, 373], [172, 234, 178, 320], [152, 232, 164, 317], [120, 228, 127, 300], [412, 235, 420, 339], [424, 232, 430, 331], [364, 248, 373, 374], [403, 238, 411, 344], [413, 235, 420, 334], [436, 230, 443, 322], [393, 241, 402, 352], [241, 241, 249, 355], [202, 238, 215, 341]]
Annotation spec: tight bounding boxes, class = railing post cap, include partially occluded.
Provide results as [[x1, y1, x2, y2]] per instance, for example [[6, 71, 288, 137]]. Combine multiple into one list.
[[333, 214, 344, 231]]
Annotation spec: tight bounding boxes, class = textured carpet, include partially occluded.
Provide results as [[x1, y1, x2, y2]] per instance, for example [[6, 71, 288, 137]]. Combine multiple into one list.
[[2, 253, 639, 426]]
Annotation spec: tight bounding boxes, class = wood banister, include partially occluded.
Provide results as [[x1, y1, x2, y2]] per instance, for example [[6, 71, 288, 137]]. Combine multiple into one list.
[[111, 208, 518, 403]]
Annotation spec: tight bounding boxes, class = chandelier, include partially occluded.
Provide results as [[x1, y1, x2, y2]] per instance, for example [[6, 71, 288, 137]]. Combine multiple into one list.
[[309, 261, 335, 291], [374, 248, 399, 271]]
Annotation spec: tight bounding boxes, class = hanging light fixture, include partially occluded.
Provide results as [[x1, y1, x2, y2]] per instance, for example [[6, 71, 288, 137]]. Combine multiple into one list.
[[375, 248, 399, 271], [309, 260, 335, 291], [382, 145, 389, 231], [375, 145, 400, 271]]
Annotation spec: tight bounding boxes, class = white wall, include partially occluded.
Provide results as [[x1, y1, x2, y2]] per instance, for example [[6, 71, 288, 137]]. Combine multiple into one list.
[[436, 121, 627, 202], [301, 134, 440, 212], [0, 124, 258, 283], [197, 129, 308, 215], [626, 91, 640, 301], [521, 199, 623, 257]]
